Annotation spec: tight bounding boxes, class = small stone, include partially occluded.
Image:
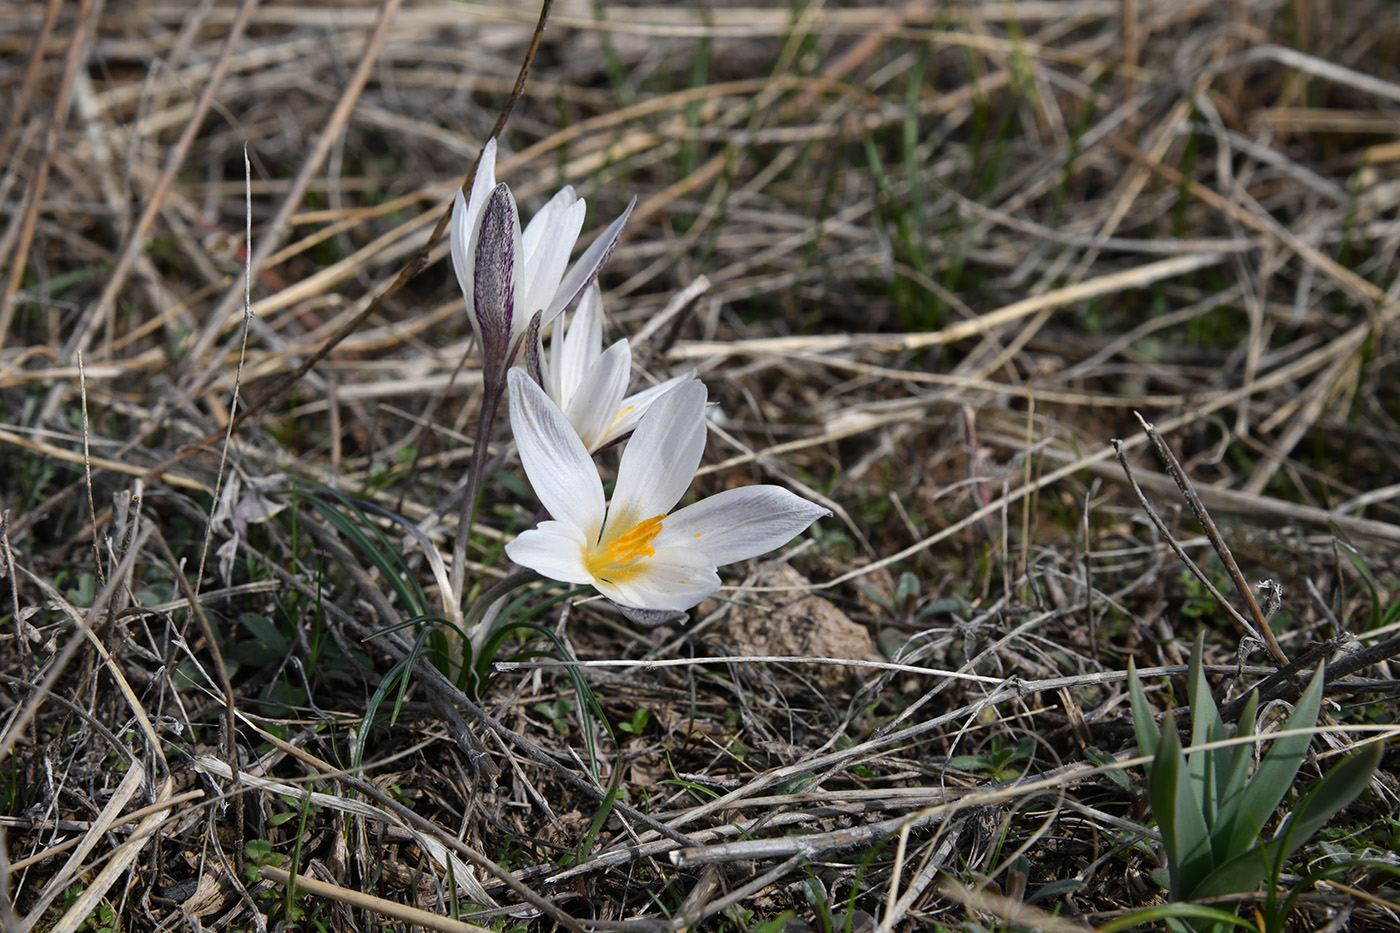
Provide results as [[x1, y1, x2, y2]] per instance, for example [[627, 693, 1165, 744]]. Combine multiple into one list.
[[714, 565, 874, 688]]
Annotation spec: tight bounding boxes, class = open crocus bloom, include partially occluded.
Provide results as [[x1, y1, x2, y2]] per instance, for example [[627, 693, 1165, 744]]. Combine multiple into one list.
[[505, 368, 830, 615], [543, 284, 696, 452], [450, 138, 632, 369]]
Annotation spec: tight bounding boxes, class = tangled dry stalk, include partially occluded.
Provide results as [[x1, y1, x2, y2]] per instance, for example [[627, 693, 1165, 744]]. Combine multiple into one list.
[[2, 1, 1400, 931]]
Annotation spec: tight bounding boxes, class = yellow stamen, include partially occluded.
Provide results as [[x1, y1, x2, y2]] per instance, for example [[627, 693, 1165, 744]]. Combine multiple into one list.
[[585, 514, 665, 583]]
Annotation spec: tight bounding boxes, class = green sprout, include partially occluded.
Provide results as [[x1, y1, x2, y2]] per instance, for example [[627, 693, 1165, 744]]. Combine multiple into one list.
[[1114, 635, 1382, 933]]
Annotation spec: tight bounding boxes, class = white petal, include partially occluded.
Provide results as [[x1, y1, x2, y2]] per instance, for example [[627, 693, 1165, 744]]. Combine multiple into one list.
[[449, 190, 475, 336], [656, 486, 830, 567], [519, 198, 586, 328], [450, 139, 499, 328], [607, 380, 706, 535], [609, 370, 696, 440], [521, 186, 579, 265], [507, 369, 605, 538], [558, 285, 604, 403], [545, 198, 634, 321], [505, 522, 593, 585], [593, 545, 720, 612], [566, 339, 631, 452]]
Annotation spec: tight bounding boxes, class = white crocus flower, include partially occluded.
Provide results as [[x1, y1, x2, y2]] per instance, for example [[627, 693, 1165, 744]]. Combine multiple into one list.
[[505, 368, 830, 618], [543, 284, 696, 453], [449, 137, 633, 370]]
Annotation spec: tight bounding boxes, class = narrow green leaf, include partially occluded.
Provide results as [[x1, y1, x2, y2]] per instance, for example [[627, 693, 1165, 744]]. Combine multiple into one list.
[[577, 765, 625, 862], [1096, 903, 1258, 933], [1331, 522, 1381, 629], [1128, 657, 1160, 759], [1193, 742, 1381, 901], [1222, 664, 1325, 862], [299, 484, 428, 616], [1185, 635, 1226, 826], [1212, 688, 1261, 858], [355, 652, 413, 770], [1267, 741, 1380, 863], [306, 504, 422, 616], [1151, 725, 1214, 899], [354, 627, 435, 769]]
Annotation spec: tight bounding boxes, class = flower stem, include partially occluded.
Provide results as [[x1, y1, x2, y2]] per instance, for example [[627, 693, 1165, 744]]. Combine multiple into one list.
[[460, 568, 543, 638], [449, 370, 504, 608]]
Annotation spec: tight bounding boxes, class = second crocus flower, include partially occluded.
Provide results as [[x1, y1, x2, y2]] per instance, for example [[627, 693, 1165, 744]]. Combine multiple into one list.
[[542, 284, 696, 453], [504, 369, 830, 617]]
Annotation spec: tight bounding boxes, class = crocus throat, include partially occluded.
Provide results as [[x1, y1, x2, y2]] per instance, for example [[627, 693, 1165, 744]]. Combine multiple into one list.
[[585, 514, 665, 582]]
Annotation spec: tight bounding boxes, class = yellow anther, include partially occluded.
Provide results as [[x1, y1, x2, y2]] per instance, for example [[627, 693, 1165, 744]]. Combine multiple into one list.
[[585, 514, 665, 582]]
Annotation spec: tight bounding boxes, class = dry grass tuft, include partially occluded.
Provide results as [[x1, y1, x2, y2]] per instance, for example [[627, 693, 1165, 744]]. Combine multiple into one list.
[[2, 1, 1400, 930]]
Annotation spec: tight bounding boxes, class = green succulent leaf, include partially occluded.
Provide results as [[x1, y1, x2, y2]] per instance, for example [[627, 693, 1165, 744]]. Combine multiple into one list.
[[1185, 635, 1227, 826], [1128, 657, 1160, 759], [1216, 664, 1325, 863], [1219, 689, 1258, 805], [1152, 724, 1215, 899], [1192, 741, 1381, 901]]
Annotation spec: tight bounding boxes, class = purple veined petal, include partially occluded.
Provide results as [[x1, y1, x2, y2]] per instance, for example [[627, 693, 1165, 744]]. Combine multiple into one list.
[[507, 369, 605, 537], [610, 603, 689, 627], [607, 379, 707, 536], [591, 544, 720, 612], [557, 285, 604, 404], [449, 138, 499, 328], [518, 197, 586, 329], [505, 521, 594, 585], [655, 486, 830, 567], [609, 370, 697, 440], [544, 197, 636, 323], [473, 185, 522, 366], [520, 311, 545, 386], [565, 339, 631, 452]]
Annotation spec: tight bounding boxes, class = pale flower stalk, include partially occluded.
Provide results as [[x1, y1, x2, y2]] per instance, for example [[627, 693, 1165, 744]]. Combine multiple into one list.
[[543, 284, 695, 453], [505, 368, 830, 621]]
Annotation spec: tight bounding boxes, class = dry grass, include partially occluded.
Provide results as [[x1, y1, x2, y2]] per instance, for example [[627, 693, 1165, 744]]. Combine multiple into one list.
[[3, 1, 1400, 930]]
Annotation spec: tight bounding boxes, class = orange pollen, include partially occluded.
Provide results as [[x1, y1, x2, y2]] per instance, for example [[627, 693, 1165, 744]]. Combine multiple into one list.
[[586, 514, 665, 579]]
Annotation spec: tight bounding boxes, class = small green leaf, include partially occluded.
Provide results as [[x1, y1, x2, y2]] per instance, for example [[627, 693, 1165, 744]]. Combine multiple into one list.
[[894, 571, 921, 609], [240, 612, 288, 655], [617, 708, 650, 735], [1086, 746, 1132, 791]]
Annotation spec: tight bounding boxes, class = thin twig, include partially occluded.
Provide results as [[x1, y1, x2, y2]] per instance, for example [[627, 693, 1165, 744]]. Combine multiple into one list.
[[1133, 413, 1289, 665]]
